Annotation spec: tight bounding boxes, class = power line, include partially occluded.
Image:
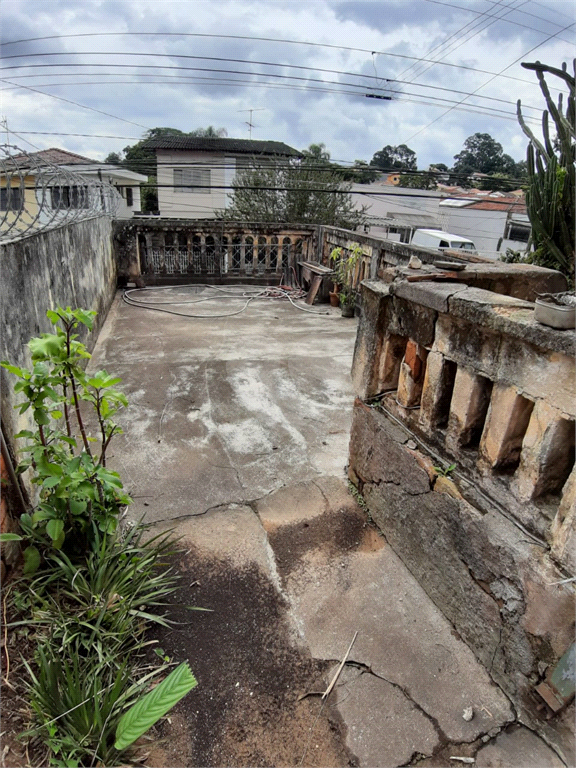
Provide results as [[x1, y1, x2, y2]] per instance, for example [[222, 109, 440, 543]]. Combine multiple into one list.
[[1, 79, 149, 129], [0, 60, 545, 113], [1, 135, 530, 184], [0, 31, 562, 90], [0, 78, 534, 125], [425, 0, 575, 43], [402, 19, 574, 143], [403, 0, 530, 84], [399, 0, 511, 83]]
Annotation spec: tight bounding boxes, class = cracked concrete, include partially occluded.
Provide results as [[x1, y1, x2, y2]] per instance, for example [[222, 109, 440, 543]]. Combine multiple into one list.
[[87, 292, 566, 767]]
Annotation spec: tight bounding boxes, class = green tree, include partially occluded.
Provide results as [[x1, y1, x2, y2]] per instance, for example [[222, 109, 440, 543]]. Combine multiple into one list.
[[222, 157, 366, 229], [398, 170, 438, 189], [339, 160, 380, 184], [302, 142, 331, 162], [370, 144, 417, 171], [517, 60, 575, 283], [452, 133, 517, 185], [104, 152, 123, 165]]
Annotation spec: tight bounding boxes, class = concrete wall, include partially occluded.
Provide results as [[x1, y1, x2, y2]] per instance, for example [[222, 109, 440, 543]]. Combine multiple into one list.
[[348, 263, 574, 750], [1, 215, 117, 452]]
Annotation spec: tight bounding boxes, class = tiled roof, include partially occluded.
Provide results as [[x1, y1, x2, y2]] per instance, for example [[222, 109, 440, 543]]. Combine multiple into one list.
[[144, 136, 302, 156], [10, 148, 98, 165], [466, 200, 527, 212]]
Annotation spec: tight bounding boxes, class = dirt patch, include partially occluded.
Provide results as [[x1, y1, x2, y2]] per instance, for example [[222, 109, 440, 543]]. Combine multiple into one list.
[[268, 507, 383, 582], [145, 548, 356, 768]]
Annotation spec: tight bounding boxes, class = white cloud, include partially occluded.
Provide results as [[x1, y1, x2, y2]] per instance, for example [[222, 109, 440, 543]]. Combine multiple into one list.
[[1, 0, 573, 167]]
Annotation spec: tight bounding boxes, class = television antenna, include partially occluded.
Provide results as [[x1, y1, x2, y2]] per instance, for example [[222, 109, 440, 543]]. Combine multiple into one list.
[[237, 108, 266, 139]]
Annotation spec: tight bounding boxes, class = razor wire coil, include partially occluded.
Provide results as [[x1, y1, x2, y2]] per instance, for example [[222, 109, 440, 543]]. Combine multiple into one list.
[[0, 143, 120, 243]]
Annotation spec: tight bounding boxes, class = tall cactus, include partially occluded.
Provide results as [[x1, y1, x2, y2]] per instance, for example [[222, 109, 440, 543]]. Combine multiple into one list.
[[517, 60, 575, 285]]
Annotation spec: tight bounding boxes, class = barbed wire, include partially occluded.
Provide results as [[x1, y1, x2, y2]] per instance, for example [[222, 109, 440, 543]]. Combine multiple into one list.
[[0, 143, 121, 243]]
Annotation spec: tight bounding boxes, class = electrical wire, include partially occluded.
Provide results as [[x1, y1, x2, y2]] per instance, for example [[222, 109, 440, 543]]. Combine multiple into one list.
[[425, 0, 575, 43], [402, 19, 575, 144], [0, 58, 546, 114], [1, 31, 565, 90]]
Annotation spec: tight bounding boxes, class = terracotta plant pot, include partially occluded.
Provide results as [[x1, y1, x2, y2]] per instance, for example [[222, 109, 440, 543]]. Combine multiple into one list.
[[329, 291, 340, 307]]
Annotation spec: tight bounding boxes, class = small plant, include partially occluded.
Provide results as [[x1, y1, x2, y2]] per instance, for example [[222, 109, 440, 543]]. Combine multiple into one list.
[[330, 244, 364, 311], [348, 480, 368, 511], [434, 462, 456, 477], [1, 307, 130, 567]]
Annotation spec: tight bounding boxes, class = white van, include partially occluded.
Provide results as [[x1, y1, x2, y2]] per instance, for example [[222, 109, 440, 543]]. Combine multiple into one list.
[[411, 229, 476, 251]]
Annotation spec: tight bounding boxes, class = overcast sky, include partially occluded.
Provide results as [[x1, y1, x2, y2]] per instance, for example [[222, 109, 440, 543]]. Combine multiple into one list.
[[1, 0, 574, 171]]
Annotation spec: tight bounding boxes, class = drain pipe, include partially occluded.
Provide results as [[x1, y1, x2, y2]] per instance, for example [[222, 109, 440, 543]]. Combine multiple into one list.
[[1, 425, 29, 515]]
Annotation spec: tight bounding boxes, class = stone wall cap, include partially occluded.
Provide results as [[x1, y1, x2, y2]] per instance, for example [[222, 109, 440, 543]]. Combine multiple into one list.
[[449, 288, 576, 357], [393, 281, 468, 313]]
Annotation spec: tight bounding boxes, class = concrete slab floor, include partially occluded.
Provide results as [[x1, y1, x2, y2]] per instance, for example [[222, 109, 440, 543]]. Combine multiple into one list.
[[86, 290, 565, 767]]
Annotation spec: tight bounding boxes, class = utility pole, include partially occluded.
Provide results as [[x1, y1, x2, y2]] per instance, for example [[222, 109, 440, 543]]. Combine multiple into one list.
[[237, 108, 266, 139]]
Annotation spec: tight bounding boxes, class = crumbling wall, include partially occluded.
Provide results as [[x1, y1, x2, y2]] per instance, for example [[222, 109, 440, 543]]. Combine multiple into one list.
[[348, 265, 575, 747]]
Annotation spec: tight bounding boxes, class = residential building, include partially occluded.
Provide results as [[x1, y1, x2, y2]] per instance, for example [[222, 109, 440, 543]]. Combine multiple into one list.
[[142, 136, 301, 219], [352, 181, 529, 258], [1, 148, 147, 223]]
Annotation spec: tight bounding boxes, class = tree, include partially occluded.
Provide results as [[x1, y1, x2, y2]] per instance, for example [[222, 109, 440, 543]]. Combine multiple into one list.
[[222, 157, 367, 229], [302, 143, 331, 162], [370, 144, 417, 171], [188, 126, 228, 138], [339, 160, 380, 184], [452, 133, 517, 182], [398, 170, 438, 190], [516, 60, 575, 284], [104, 152, 122, 165]]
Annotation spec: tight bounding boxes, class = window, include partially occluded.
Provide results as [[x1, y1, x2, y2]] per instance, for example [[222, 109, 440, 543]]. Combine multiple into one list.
[[506, 223, 530, 243], [173, 168, 211, 194], [0, 187, 23, 211], [439, 240, 449, 248], [126, 187, 133, 207], [50, 186, 89, 209]]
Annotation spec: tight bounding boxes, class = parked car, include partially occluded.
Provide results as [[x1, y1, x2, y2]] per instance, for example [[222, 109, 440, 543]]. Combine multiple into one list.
[[411, 228, 476, 251]]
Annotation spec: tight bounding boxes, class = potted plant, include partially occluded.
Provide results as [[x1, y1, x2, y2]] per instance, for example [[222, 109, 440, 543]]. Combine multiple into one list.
[[329, 244, 363, 317]]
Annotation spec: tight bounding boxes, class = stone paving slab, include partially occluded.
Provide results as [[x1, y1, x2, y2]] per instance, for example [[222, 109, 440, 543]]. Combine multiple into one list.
[[333, 665, 440, 766], [280, 516, 515, 744], [475, 725, 566, 767]]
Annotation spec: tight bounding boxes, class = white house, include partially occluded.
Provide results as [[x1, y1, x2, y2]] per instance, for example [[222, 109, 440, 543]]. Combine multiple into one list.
[[142, 136, 301, 219], [11, 148, 148, 219], [351, 181, 530, 258]]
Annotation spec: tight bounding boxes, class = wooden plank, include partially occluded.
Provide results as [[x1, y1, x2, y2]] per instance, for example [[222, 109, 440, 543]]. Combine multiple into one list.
[[305, 274, 323, 305]]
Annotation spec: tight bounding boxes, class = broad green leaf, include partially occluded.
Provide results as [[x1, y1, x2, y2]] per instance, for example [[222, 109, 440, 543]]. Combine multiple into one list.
[[114, 663, 197, 750], [42, 476, 61, 489], [69, 499, 87, 515], [33, 508, 56, 523], [29, 334, 65, 360], [0, 533, 23, 542], [1, 362, 25, 377], [46, 519, 64, 541], [33, 408, 50, 426], [50, 410, 63, 420], [23, 546, 41, 575], [45, 309, 62, 325]]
